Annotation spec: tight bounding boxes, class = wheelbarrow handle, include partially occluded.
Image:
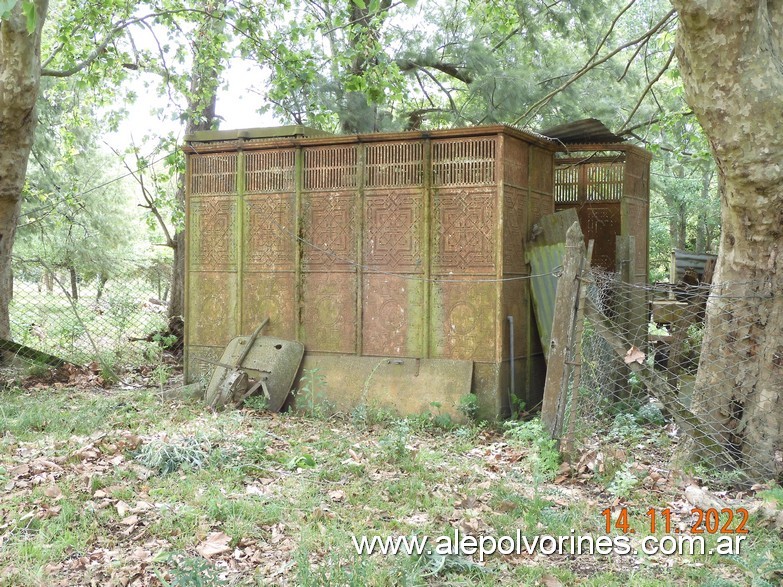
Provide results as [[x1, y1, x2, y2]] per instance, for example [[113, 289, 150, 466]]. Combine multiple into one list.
[[234, 317, 270, 368]]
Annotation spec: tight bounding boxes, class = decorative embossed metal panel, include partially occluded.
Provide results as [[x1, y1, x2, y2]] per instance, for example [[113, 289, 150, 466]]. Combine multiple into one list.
[[430, 281, 496, 362], [187, 152, 239, 352], [364, 190, 423, 272], [432, 137, 496, 186], [366, 141, 423, 188], [243, 194, 296, 271], [301, 192, 357, 269], [300, 145, 360, 353], [246, 150, 295, 193], [362, 274, 424, 357], [300, 272, 357, 353], [189, 197, 238, 271], [432, 188, 496, 275], [188, 271, 238, 346], [503, 187, 527, 274], [242, 272, 296, 339]]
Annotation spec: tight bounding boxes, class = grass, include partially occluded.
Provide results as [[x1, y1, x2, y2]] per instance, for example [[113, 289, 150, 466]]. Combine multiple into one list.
[[0, 385, 777, 586]]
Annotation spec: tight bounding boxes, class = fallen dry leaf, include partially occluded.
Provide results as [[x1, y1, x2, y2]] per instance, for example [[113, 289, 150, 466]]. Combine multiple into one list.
[[624, 345, 645, 365], [541, 573, 564, 587], [43, 484, 63, 499], [327, 490, 346, 502], [197, 531, 232, 559]]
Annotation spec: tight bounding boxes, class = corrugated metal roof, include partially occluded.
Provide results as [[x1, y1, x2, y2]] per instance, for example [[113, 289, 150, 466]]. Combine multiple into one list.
[[539, 118, 624, 144]]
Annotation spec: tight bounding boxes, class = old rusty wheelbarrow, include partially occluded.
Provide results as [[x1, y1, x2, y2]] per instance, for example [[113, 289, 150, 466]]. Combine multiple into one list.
[[199, 318, 304, 411]]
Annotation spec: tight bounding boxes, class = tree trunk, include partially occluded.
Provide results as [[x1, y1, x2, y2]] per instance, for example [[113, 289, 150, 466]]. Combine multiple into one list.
[[168, 0, 227, 321], [68, 265, 78, 301], [0, 1, 49, 338], [672, 0, 783, 480], [96, 271, 108, 302], [694, 168, 714, 254], [661, 193, 686, 251]]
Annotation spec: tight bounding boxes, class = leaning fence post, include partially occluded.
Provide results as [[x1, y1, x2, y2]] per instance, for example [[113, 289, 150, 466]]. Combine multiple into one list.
[[560, 240, 594, 460], [542, 221, 584, 438]]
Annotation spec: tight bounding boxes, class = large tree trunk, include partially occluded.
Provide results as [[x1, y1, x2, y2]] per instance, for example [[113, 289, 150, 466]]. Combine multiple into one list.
[[168, 0, 227, 321], [694, 167, 714, 254], [0, 1, 49, 339], [672, 0, 783, 480]]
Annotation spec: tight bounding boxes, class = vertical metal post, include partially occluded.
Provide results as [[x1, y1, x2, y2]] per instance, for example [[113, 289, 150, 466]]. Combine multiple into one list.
[[507, 315, 515, 404], [355, 142, 365, 355], [422, 138, 432, 358], [294, 147, 304, 342], [236, 146, 246, 334], [183, 150, 192, 382], [525, 144, 535, 399]]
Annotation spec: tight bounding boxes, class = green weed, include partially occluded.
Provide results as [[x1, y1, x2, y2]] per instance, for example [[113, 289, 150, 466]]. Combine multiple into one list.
[[504, 418, 560, 482], [155, 554, 226, 587], [134, 435, 213, 475]]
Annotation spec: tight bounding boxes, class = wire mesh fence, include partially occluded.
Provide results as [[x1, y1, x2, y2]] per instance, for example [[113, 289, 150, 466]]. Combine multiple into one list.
[[5, 256, 178, 372], [556, 267, 781, 484]]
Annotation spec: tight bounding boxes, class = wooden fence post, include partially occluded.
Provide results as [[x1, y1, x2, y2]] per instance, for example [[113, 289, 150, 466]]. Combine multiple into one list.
[[541, 221, 584, 438]]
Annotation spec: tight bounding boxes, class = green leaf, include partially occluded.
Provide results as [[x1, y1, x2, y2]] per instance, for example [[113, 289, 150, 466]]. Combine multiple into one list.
[[21, 0, 35, 33], [400, 0, 417, 6], [0, 0, 16, 19], [351, 0, 366, 9]]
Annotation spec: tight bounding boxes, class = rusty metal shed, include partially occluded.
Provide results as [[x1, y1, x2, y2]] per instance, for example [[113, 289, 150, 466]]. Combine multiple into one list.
[[183, 125, 559, 419]]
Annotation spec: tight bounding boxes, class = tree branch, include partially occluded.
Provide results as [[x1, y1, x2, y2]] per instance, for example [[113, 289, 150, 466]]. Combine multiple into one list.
[[618, 47, 676, 134], [396, 58, 473, 84], [105, 142, 176, 249], [41, 12, 173, 77]]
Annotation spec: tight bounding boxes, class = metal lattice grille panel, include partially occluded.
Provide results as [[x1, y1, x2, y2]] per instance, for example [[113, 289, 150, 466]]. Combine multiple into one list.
[[554, 165, 579, 203], [304, 146, 358, 190], [432, 138, 496, 186], [190, 153, 237, 195], [555, 162, 625, 203], [586, 162, 624, 201], [246, 150, 295, 193], [366, 142, 423, 188]]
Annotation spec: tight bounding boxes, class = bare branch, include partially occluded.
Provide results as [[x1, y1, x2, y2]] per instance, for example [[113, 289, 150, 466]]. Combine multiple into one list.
[[416, 65, 458, 113], [618, 47, 676, 134], [105, 142, 176, 249], [618, 110, 693, 136], [491, 26, 521, 53], [404, 107, 448, 130]]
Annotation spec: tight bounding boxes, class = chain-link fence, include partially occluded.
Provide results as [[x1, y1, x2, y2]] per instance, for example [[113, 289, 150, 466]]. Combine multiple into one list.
[[5, 256, 179, 372], [555, 267, 781, 484]]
